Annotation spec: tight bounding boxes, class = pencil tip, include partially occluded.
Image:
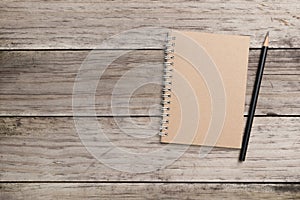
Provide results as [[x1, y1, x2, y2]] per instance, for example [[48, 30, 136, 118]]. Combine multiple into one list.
[[263, 32, 269, 46]]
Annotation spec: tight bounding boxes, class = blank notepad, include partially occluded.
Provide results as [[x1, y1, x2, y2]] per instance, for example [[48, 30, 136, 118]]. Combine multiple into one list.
[[160, 31, 250, 148]]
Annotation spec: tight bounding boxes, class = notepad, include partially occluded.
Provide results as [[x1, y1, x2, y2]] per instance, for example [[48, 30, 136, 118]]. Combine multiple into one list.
[[160, 31, 250, 149]]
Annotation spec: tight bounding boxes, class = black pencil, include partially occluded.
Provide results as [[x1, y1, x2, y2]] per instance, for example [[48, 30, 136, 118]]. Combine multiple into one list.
[[239, 32, 269, 161]]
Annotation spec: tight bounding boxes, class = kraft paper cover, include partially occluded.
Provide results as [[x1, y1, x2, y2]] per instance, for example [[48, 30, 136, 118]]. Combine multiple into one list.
[[161, 31, 250, 148]]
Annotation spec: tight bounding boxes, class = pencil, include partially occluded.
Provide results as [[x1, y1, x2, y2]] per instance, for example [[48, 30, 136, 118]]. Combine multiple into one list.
[[239, 32, 269, 161]]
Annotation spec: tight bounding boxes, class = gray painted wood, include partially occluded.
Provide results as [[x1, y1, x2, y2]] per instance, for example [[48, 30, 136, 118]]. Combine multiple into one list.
[[0, 0, 299, 49], [0, 50, 299, 116]]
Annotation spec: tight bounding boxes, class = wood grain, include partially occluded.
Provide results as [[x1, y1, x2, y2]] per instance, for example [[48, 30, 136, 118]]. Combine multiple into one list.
[[0, 183, 299, 200], [0, 117, 299, 181], [0, 0, 299, 49], [0, 50, 299, 116], [1, 0, 299, 197]]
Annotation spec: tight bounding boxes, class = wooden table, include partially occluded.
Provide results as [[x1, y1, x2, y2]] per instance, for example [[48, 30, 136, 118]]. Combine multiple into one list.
[[0, 0, 299, 199]]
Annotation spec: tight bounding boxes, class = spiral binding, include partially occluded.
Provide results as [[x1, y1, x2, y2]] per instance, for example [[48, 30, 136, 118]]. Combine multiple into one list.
[[160, 32, 175, 137]]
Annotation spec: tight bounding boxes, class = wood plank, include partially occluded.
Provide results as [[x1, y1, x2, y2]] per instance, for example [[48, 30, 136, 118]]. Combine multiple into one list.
[[0, 0, 299, 49], [0, 117, 299, 181], [0, 50, 299, 116], [0, 183, 299, 200]]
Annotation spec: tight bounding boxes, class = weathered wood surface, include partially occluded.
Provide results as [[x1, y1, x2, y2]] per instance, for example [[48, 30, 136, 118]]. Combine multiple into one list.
[[1, 0, 299, 198], [0, 183, 299, 200], [1, 0, 300, 49], [0, 117, 299, 181], [0, 50, 299, 116]]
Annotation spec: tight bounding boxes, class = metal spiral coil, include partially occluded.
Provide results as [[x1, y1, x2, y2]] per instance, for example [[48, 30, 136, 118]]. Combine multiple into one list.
[[159, 32, 175, 137]]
